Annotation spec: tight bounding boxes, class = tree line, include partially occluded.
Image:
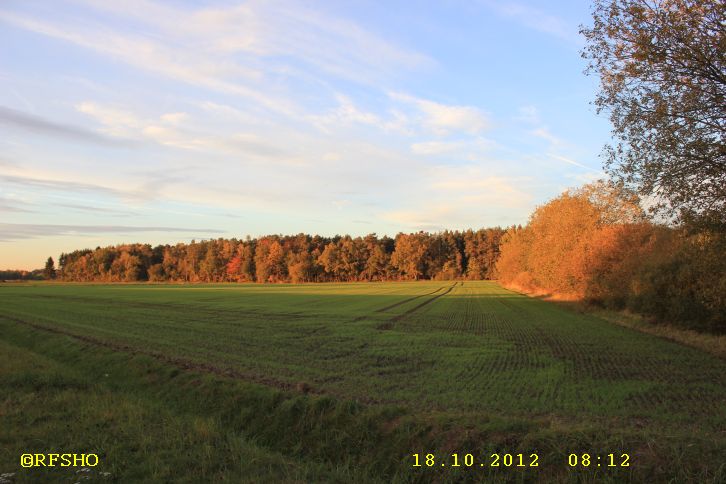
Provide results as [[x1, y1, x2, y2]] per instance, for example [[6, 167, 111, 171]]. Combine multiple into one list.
[[0, 269, 44, 281], [54, 229, 505, 284]]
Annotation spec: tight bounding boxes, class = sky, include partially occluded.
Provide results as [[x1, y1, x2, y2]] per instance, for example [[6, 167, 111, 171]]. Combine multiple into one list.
[[0, 0, 612, 269]]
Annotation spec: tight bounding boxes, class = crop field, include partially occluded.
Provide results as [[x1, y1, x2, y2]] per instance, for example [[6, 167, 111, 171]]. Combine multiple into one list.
[[1, 281, 725, 483]]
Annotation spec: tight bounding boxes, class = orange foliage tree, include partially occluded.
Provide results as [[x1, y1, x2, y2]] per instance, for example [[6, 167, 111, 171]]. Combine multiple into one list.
[[497, 180, 644, 298], [497, 180, 725, 333]]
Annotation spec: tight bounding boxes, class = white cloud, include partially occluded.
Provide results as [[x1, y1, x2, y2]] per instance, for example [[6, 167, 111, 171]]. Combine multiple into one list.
[[380, 164, 533, 230], [160, 112, 188, 125], [322, 152, 341, 161], [428, 167, 532, 207], [531, 126, 562, 147], [198, 102, 262, 125], [0, 0, 431, 123], [333, 95, 380, 125], [77, 102, 178, 145], [140, 125, 192, 149], [390, 92, 490, 136], [76, 101, 292, 157], [46, 13, 291, 114], [381, 109, 413, 135], [515, 105, 540, 124], [481, 1, 578, 43], [411, 138, 494, 157], [309, 94, 381, 131], [411, 140, 465, 156], [76, 102, 143, 137]]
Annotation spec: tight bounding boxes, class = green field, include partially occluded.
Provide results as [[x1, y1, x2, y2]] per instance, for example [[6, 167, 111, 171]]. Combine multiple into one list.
[[1, 281, 724, 482]]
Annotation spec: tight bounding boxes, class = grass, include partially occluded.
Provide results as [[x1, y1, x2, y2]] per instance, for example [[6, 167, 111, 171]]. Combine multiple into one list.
[[1, 281, 724, 482], [585, 306, 726, 360]]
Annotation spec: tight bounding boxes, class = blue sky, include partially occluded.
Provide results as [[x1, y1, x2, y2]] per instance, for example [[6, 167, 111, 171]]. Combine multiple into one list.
[[0, 0, 610, 269]]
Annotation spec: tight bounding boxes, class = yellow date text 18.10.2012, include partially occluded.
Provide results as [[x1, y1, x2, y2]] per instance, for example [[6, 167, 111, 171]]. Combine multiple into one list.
[[411, 453, 539, 468]]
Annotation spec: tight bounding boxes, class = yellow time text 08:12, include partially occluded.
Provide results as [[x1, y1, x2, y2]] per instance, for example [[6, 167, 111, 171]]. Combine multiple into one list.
[[567, 453, 630, 467]]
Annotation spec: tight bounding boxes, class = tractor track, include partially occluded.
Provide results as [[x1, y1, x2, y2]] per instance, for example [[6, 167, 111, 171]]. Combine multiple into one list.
[[391, 282, 459, 322], [374, 285, 446, 313], [376, 282, 459, 330]]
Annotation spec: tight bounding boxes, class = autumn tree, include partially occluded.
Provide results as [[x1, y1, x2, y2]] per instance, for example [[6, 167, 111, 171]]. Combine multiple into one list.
[[360, 234, 389, 281], [426, 232, 462, 280], [496, 180, 645, 296], [255, 237, 287, 283], [183, 241, 204, 282], [43, 256, 55, 279], [442, 231, 465, 279], [288, 252, 316, 283], [318, 242, 341, 281], [200, 242, 223, 281], [227, 240, 255, 282], [581, 0, 726, 225], [337, 236, 366, 281], [162, 244, 183, 281], [147, 263, 165, 282], [364, 244, 390, 280], [285, 234, 319, 283], [494, 225, 533, 288], [53, 230, 509, 284], [463, 228, 504, 280], [391, 232, 430, 280], [527, 192, 602, 295], [582, 222, 668, 305]]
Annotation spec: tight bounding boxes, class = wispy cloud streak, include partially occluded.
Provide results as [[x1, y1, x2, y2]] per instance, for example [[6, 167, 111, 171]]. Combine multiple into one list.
[[481, 0, 579, 43], [0, 223, 224, 241], [0, 106, 129, 145]]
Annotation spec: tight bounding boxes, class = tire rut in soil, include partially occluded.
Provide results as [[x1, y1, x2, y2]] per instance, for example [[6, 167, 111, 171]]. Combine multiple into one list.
[[374, 285, 446, 313], [377, 282, 459, 330]]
